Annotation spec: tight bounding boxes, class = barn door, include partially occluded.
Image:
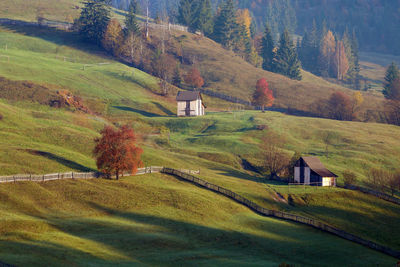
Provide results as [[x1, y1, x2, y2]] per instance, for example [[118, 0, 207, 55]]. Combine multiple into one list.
[[185, 101, 190, 116]]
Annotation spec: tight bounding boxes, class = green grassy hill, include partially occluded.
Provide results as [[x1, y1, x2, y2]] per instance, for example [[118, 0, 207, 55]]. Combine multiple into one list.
[[0, 6, 399, 265], [0, 174, 395, 266]]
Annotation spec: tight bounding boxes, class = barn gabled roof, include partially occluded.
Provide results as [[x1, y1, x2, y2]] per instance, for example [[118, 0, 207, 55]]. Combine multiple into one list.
[[302, 157, 338, 178], [176, 91, 201, 101]]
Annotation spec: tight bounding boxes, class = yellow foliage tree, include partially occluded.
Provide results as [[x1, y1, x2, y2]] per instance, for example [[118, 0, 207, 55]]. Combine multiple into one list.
[[102, 19, 124, 56], [351, 91, 364, 118], [236, 9, 252, 37]]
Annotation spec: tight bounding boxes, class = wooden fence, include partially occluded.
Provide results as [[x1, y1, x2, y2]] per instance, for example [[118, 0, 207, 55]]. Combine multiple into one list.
[[0, 166, 164, 183], [344, 185, 400, 206], [161, 168, 400, 260]]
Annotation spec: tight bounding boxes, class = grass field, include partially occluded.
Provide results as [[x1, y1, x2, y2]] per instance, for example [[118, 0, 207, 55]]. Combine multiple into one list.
[[0, 14, 399, 265], [0, 174, 396, 266]]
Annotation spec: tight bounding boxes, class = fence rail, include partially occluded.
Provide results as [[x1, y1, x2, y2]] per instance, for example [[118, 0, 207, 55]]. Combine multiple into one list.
[[0, 166, 165, 183], [161, 167, 400, 260]]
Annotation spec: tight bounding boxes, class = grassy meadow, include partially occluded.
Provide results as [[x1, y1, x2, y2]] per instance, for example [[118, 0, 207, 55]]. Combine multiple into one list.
[[0, 174, 396, 266], [0, 15, 399, 266]]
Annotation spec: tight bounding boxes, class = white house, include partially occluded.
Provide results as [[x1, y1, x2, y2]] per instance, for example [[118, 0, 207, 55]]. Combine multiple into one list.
[[176, 91, 206, 117], [294, 157, 337, 187]]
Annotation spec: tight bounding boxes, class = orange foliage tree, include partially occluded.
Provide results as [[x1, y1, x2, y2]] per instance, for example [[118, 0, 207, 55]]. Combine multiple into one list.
[[252, 78, 274, 112], [93, 125, 143, 180], [184, 67, 204, 89]]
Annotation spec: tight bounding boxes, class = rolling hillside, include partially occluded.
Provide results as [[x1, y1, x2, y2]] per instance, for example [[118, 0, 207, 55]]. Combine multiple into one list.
[[0, 2, 399, 265], [0, 174, 395, 266]]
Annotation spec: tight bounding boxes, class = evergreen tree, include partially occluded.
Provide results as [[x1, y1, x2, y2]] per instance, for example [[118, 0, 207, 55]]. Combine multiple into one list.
[[261, 23, 274, 72], [383, 62, 400, 99], [193, 0, 213, 36], [178, 0, 194, 29], [78, 0, 111, 44], [351, 29, 361, 90], [129, 0, 140, 14], [125, 1, 140, 36], [272, 29, 302, 80], [212, 0, 238, 49]]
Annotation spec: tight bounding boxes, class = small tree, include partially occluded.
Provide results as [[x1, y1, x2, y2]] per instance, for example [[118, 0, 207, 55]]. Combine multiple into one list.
[[326, 92, 353, 121], [387, 172, 398, 196], [343, 170, 357, 187], [102, 19, 124, 56], [184, 67, 204, 89], [261, 131, 290, 180], [151, 50, 176, 95], [172, 64, 183, 87], [93, 125, 143, 180], [383, 62, 400, 99], [252, 78, 274, 112]]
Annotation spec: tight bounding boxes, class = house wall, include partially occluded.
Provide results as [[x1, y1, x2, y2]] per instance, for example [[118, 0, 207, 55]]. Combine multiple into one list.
[[304, 167, 310, 184], [322, 177, 336, 187], [177, 99, 204, 117], [294, 167, 300, 183]]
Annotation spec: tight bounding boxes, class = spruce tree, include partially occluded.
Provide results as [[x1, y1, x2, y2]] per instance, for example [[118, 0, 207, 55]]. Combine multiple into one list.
[[193, 0, 213, 36], [351, 29, 361, 90], [78, 0, 111, 45], [383, 62, 400, 99], [129, 0, 140, 14], [212, 0, 238, 49], [273, 29, 302, 80], [125, 1, 140, 36], [261, 23, 274, 72], [178, 0, 194, 29]]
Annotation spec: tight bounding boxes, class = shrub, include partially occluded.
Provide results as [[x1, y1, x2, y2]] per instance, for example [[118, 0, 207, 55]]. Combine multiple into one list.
[[343, 170, 357, 187]]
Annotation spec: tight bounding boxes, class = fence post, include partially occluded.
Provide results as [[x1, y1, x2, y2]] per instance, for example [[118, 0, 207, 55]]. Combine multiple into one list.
[[42, 175, 45, 182], [72, 172, 74, 179], [150, 166, 152, 174], [13, 175, 15, 183], [30, 174, 32, 181]]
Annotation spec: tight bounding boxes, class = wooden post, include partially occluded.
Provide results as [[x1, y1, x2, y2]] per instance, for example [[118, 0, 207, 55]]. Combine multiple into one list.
[[72, 172, 74, 179], [43, 175, 45, 182], [13, 176, 15, 183], [30, 174, 32, 181]]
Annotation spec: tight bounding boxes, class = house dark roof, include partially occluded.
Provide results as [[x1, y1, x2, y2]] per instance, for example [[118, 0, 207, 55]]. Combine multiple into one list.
[[176, 91, 201, 101], [302, 157, 338, 177]]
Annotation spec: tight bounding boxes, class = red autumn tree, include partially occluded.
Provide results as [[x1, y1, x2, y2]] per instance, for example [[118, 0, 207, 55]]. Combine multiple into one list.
[[93, 125, 143, 180], [252, 78, 274, 112], [184, 68, 204, 89]]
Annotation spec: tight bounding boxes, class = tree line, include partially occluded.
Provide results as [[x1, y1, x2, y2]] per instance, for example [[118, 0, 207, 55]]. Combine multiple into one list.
[[298, 21, 360, 89]]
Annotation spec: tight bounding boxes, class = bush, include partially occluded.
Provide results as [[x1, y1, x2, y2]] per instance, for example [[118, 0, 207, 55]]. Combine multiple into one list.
[[343, 170, 357, 187], [0, 113, 3, 120]]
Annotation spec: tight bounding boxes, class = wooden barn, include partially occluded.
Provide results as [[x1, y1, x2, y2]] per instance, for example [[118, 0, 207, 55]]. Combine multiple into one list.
[[176, 91, 206, 117], [294, 157, 337, 187]]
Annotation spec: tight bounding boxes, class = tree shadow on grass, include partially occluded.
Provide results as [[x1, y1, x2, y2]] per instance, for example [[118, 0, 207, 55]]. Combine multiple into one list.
[[0, 23, 107, 57], [152, 101, 175, 116], [24, 149, 95, 172], [113, 106, 163, 117], [211, 166, 263, 183]]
